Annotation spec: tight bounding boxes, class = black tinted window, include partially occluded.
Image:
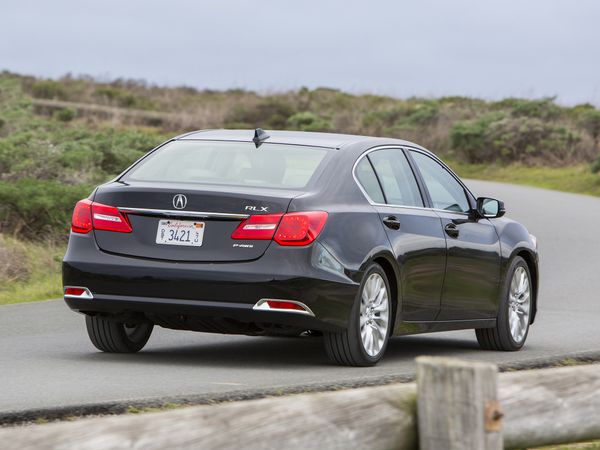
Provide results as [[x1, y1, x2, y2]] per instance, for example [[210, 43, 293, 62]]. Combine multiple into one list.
[[368, 149, 423, 207], [355, 157, 385, 203], [410, 151, 470, 213]]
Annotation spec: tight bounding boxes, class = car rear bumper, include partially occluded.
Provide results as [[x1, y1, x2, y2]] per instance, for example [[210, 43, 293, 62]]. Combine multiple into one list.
[[62, 233, 359, 332]]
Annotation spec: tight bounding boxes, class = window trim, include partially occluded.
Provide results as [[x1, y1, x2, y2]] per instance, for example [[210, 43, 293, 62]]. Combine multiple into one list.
[[352, 145, 475, 216]]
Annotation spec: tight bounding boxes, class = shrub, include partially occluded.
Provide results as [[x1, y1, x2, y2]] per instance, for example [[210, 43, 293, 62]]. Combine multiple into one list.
[[492, 98, 562, 120], [286, 112, 333, 132], [53, 107, 76, 122], [578, 109, 600, 150], [0, 180, 93, 240], [31, 80, 67, 100], [449, 113, 505, 163], [226, 99, 296, 129], [0, 235, 29, 282], [451, 114, 581, 164]]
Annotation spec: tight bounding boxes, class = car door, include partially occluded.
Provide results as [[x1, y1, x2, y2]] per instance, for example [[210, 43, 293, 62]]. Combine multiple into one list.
[[355, 147, 446, 321], [409, 150, 502, 320]]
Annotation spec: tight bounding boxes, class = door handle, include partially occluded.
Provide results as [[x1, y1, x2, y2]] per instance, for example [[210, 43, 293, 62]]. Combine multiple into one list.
[[383, 216, 401, 230], [444, 223, 460, 238]]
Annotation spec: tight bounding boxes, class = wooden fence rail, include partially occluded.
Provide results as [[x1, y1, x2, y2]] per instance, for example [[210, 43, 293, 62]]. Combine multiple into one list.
[[1, 358, 599, 450]]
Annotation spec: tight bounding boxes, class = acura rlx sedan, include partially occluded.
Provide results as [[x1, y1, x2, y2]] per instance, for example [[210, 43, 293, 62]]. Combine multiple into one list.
[[63, 129, 539, 366]]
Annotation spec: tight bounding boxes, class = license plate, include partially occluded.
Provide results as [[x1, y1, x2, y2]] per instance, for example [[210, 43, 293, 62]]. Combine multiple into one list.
[[155, 220, 205, 247]]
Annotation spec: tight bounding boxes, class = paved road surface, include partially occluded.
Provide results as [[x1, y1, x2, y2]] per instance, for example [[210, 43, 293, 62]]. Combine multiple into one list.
[[2, 180, 600, 417]]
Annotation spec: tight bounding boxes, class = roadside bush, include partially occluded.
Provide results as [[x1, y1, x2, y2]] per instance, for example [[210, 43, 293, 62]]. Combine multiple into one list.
[[0, 180, 93, 240], [93, 86, 156, 110], [53, 107, 76, 122], [451, 114, 581, 164], [225, 99, 296, 129], [449, 113, 505, 163], [579, 109, 600, 151], [492, 98, 562, 120], [0, 235, 29, 282], [31, 80, 67, 100], [286, 112, 333, 132], [363, 103, 439, 135]]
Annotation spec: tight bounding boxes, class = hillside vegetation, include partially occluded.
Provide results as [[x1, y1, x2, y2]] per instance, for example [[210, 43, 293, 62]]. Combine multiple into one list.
[[1, 71, 600, 303]]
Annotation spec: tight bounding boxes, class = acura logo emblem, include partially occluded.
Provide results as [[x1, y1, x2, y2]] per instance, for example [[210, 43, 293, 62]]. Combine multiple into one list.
[[173, 194, 187, 210]]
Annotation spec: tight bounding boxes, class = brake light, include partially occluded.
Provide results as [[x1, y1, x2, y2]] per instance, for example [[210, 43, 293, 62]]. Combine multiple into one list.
[[274, 211, 328, 246], [71, 199, 132, 234], [232, 211, 328, 246], [231, 214, 283, 240], [91, 202, 132, 233], [72, 199, 93, 233]]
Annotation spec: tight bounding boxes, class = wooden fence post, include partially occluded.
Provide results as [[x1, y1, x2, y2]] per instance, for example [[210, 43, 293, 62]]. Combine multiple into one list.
[[416, 357, 503, 450]]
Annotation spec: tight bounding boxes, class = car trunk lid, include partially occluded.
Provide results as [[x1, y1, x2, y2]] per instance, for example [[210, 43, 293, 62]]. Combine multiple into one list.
[[92, 181, 299, 262]]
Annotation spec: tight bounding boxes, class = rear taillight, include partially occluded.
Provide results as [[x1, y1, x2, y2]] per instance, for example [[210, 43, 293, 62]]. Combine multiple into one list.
[[71, 199, 132, 234], [232, 211, 327, 246], [91, 202, 132, 233], [231, 214, 283, 240], [72, 200, 93, 233], [274, 211, 328, 246]]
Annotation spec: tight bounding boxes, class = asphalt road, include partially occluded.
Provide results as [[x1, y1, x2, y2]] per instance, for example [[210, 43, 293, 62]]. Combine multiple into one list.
[[2, 180, 600, 418]]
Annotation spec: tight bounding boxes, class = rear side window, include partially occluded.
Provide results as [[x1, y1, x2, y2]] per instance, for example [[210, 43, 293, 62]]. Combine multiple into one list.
[[355, 158, 385, 204], [124, 141, 330, 189], [367, 149, 424, 207]]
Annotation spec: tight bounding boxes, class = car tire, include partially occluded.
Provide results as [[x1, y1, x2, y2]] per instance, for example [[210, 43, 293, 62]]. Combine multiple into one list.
[[85, 315, 153, 353], [476, 256, 532, 351], [324, 263, 392, 366]]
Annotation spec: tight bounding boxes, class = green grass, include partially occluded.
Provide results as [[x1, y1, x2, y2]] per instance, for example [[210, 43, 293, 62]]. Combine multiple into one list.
[[0, 236, 64, 306], [451, 162, 600, 197], [534, 440, 600, 449]]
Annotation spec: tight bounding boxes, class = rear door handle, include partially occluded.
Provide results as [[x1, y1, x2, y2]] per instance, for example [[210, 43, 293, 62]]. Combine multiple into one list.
[[383, 216, 401, 230], [444, 223, 460, 238]]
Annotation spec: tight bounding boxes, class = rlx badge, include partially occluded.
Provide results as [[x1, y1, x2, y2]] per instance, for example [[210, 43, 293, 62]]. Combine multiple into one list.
[[245, 206, 269, 212]]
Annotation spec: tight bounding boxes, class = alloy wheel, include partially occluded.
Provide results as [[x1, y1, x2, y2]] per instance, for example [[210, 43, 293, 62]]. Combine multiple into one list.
[[359, 273, 390, 357]]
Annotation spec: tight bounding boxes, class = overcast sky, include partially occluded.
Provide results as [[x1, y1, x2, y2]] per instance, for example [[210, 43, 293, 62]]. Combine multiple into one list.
[[1, 0, 599, 105]]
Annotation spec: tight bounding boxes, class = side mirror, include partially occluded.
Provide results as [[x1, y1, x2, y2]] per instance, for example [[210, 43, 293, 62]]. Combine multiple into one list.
[[476, 197, 505, 218]]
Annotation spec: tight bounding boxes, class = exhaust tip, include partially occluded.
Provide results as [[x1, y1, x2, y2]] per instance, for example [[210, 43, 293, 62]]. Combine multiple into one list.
[[253, 299, 314, 316], [64, 286, 94, 299]]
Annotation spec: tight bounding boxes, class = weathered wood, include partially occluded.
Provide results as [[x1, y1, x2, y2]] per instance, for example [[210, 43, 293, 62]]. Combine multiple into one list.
[[3, 360, 600, 450], [501, 364, 600, 449], [0, 383, 417, 450], [416, 356, 502, 450]]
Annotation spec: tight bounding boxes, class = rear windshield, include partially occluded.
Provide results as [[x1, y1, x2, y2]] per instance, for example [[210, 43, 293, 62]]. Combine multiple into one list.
[[123, 140, 331, 189]]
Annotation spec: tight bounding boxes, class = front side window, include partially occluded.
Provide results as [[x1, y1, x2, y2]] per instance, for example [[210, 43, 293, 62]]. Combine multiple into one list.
[[124, 141, 330, 189], [410, 151, 470, 213], [367, 149, 424, 207]]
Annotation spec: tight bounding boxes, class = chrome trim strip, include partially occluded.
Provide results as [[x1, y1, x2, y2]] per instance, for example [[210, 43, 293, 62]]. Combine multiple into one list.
[[253, 299, 315, 317], [64, 286, 94, 300], [351, 145, 471, 217], [117, 207, 249, 220]]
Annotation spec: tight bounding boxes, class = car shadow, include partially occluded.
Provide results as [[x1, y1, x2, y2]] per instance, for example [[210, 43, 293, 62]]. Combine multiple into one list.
[[72, 331, 483, 369]]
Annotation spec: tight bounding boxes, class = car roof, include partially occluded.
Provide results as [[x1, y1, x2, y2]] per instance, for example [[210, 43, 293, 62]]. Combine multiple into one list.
[[177, 129, 426, 151]]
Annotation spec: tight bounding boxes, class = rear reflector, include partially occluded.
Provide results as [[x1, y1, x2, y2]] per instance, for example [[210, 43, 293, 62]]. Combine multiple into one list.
[[71, 199, 132, 234], [253, 299, 314, 316], [64, 286, 93, 299], [232, 211, 327, 246]]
